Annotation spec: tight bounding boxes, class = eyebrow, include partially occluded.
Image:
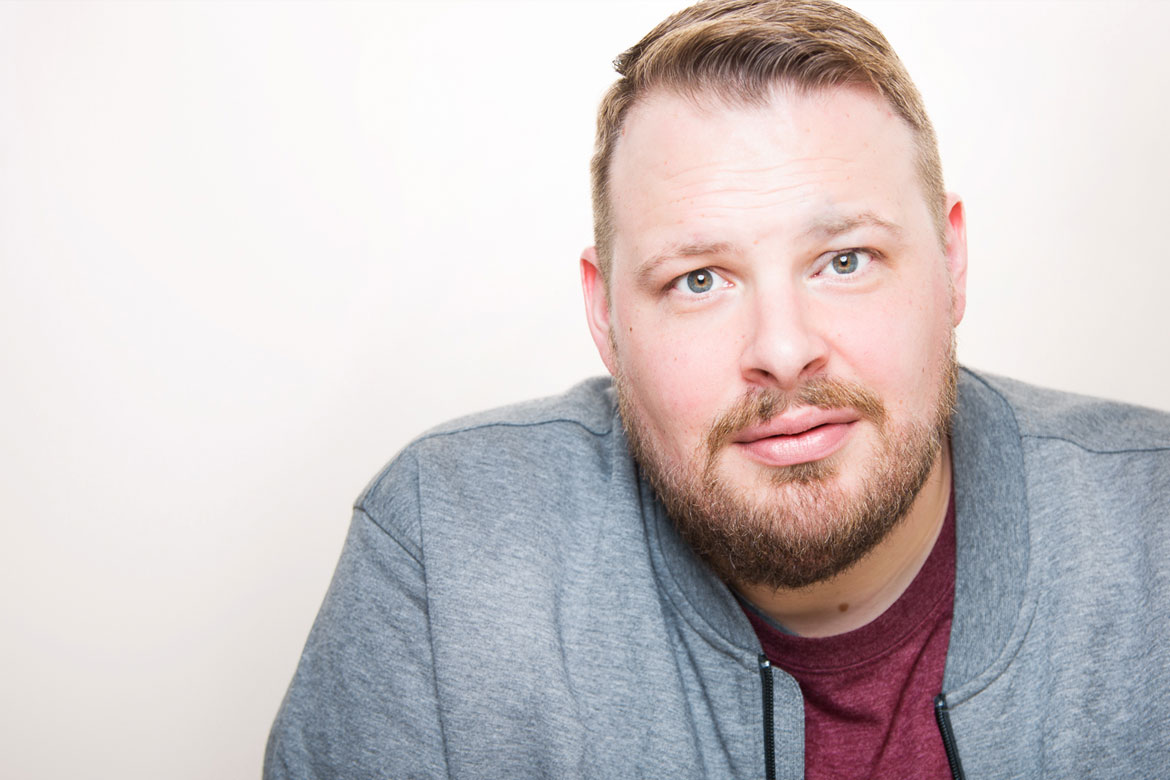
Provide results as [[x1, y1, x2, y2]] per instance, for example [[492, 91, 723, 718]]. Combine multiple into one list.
[[804, 211, 903, 241]]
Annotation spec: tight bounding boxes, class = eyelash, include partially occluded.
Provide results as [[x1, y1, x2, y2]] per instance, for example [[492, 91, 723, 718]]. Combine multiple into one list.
[[815, 248, 877, 278], [668, 267, 729, 296]]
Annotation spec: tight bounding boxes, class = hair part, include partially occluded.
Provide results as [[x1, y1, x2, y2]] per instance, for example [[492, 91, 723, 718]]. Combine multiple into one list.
[[590, 0, 946, 282]]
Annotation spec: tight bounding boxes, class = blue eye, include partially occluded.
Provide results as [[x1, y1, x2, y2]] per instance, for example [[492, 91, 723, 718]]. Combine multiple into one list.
[[687, 269, 714, 292], [824, 250, 873, 276], [673, 267, 727, 295]]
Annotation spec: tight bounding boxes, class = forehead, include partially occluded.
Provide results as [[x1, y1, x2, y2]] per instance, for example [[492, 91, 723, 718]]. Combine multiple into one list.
[[607, 85, 926, 266]]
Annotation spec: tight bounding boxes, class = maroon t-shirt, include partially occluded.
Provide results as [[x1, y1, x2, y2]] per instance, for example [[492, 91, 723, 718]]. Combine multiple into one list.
[[743, 497, 955, 779]]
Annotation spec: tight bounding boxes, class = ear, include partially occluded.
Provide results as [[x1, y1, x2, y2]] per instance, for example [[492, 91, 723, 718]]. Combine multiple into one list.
[[943, 193, 968, 327], [580, 246, 617, 375]]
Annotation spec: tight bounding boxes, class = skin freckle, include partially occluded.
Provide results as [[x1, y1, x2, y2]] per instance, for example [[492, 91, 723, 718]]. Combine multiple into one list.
[[838, 603, 849, 613]]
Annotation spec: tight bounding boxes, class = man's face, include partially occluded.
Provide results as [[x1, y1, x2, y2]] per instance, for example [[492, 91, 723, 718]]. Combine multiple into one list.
[[582, 85, 967, 589]]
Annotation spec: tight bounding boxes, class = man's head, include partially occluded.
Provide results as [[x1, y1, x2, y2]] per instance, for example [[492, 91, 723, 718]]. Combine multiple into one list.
[[580, 0, 968, 591]]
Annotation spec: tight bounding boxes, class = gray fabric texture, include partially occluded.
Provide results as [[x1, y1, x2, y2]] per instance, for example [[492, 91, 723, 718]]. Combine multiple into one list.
[[265, 368, 1170, 778]]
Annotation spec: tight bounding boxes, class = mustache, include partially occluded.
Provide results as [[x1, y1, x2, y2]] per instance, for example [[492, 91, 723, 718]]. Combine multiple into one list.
[[705, 377, 886, 457]]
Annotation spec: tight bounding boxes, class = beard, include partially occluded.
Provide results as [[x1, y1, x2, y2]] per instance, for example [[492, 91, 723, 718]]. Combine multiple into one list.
[[616, 344, 958, 591]]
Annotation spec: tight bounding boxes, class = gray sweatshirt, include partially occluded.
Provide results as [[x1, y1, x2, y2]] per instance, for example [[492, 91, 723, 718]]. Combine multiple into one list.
[[265, 369, 1170, 778]]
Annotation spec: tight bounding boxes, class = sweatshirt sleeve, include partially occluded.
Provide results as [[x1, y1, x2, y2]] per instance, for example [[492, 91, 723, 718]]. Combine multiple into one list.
[[264, 451, 447, 779]]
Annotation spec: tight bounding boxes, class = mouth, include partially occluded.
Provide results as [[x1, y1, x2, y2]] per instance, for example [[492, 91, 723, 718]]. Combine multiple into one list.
[[731, 409, 859, 468]]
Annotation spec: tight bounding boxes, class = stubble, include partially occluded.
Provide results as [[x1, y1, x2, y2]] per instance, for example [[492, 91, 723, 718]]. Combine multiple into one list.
[[616, 349, 958, 590]]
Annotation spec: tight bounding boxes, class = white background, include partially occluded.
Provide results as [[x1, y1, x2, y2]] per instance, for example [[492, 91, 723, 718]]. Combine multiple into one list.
[[2, 1, 1167, 778]]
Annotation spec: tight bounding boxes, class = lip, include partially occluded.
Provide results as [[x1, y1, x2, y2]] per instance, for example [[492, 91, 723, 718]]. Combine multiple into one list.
[[731, 408, 860, 468], [732, 407, 861, 441]]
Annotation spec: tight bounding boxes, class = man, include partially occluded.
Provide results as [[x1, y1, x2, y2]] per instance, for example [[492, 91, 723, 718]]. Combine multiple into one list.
[[265, 1, 1170, 777]]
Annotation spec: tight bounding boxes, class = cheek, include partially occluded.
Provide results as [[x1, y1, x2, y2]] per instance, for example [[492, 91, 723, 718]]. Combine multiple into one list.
[[825, 281, 953, 406], [617, 317, 738, 451]]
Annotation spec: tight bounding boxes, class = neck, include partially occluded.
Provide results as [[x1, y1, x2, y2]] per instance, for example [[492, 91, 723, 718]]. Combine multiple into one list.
[[737, 442, 952, 638]]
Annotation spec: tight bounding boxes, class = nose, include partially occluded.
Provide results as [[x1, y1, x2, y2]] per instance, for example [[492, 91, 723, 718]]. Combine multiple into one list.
[[738, 285, 829, 391]]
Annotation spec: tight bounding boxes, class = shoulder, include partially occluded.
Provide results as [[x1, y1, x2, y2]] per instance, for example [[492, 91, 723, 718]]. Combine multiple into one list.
[[403, 376, 617, 476], [415, 376, 616, 442], [353, 377, 622, 548], [966, 369, 1170, 454]]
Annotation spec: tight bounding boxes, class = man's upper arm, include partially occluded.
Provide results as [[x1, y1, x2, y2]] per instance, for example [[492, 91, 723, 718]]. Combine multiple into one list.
[[265, 451, 447, 779]]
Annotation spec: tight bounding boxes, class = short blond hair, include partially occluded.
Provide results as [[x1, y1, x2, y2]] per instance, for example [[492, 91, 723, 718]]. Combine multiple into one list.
[[590, 0, 945, 280]]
